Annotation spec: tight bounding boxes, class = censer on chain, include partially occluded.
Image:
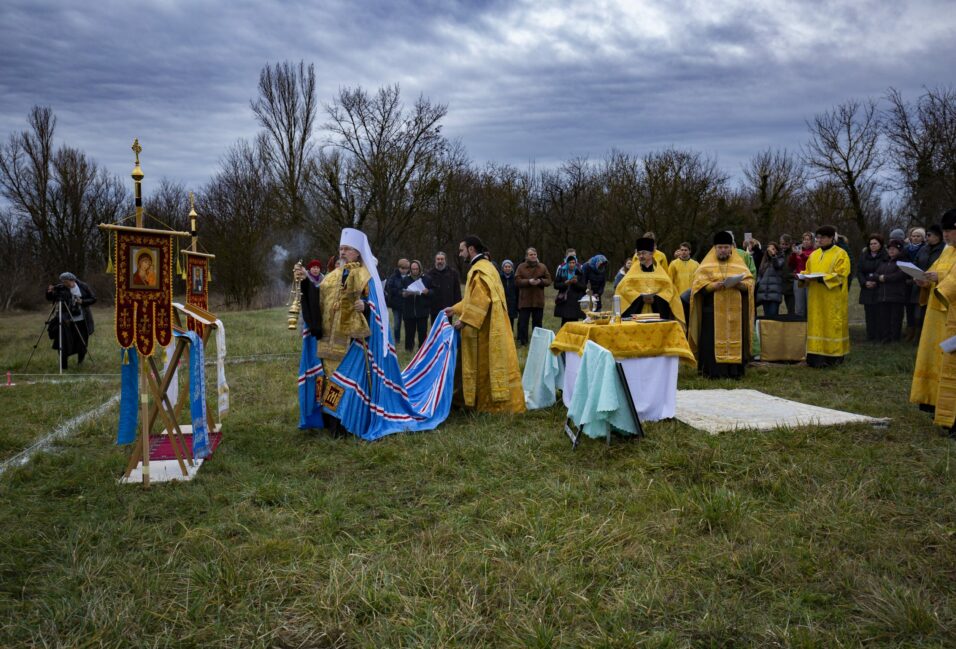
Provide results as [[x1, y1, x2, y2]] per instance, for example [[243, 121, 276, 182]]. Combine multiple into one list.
[[287, 260, 303, 330]]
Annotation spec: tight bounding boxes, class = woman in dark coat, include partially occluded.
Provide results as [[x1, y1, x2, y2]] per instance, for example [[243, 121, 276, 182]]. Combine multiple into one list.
[[45, 272, 96, 369], [755, 242, 786, 316], [499, 259, 519, 333], [554, 254, 586, 325], [875, 239, 908, 343], [401, 260, 431, 352], [857, 234, 887, 341]]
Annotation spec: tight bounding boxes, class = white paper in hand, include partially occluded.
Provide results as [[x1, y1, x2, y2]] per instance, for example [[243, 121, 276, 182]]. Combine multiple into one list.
[[798, 273, 825, 280], [723, 274, 745, 288], [405, 278, 426, 294], [896, 261, 926, 281]]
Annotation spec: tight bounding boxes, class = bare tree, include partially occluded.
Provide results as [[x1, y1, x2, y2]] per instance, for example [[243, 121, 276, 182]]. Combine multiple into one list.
[[199, 140, 276, 307], [0, 209, 39, 310], [540, 157, 601, 265], [251, 61, 317, 227], [0, 107, 127, 277], [45, 146, 127, 275], [318, 84, 448, 258], [143, 178, 191, 232], [743, 148, 806, 236], [804, 99, 883, 236], [637, 149, 728, 253], [0, 106, 54, 261], [884, 86, 956, 224]]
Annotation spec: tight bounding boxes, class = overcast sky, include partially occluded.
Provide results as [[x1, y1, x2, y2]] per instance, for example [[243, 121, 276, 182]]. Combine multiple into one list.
[[1, 0, 954, 192]]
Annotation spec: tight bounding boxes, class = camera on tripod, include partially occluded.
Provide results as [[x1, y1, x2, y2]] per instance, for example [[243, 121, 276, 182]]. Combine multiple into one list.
[[49, 283, 74, 303]]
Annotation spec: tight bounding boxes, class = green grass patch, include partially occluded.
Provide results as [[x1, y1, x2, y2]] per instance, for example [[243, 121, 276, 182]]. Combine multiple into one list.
[[1, 295, 955, 647]]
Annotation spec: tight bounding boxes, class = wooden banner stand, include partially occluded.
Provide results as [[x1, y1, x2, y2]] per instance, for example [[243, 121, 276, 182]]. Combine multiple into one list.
[[100, 140, 191, 487], [121, 303, 222, 482]]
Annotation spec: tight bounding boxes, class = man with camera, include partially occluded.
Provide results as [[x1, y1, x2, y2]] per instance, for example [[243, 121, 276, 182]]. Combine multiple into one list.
[[45, 272, 96, 369]]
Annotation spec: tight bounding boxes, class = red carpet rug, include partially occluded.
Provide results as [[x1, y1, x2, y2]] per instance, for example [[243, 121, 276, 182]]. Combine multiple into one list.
[[148, 432, 222, 461]]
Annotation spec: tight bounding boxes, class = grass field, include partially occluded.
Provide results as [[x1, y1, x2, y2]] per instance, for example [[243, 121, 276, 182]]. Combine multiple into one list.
[[1, 296, 955, 647]]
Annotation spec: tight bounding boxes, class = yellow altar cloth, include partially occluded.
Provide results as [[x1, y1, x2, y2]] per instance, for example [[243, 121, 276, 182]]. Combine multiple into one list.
[[550, 320, 696, 365]]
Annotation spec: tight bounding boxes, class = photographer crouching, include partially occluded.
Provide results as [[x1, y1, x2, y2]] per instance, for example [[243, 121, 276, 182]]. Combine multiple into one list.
[[45, 272, 96, 370]]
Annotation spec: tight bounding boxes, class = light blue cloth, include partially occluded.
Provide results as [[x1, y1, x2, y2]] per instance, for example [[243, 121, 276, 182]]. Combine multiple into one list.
[[567, 340, 639, 439], [522, 327, 564, 409], [175, 330, 210, 459]]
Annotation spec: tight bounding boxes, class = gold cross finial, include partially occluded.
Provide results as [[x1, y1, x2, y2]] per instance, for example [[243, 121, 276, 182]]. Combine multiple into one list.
[[188, 191, 197, 217], [131, 139, 142, 165]]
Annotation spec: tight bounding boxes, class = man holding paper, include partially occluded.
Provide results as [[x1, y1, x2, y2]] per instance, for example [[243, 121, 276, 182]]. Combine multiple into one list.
[[799, 225, 851, 368], [911, 210, 956, 412], [688, 231, 755, 379], [401, 260, 431, 352], [615, 237, 685, 326]]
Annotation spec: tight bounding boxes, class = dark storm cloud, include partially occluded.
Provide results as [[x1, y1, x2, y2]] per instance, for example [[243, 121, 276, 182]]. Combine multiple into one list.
[[1, 0, 954, 194]]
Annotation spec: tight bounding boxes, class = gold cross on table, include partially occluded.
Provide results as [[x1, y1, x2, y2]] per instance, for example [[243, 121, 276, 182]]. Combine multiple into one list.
[[131, 139, 142, 165]]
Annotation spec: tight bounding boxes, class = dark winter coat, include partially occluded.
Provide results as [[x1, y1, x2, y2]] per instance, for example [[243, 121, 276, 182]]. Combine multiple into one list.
[[755, 254, 786, 304], [916, 240, 945, 270], [385, 269, 406, 311], [554, 265, 586, 320], [46, 280, 96, 334], [857, 249, 887, 305], [424, 265, 461, 318], [875, 257, 908, 303], [500, 271, 518, 319], [777, 246, 795, 295], [514, 261, 552, 309], [299, 278, 322, 338], [580, 255, 608, 297], [400, 274, 431, 320]]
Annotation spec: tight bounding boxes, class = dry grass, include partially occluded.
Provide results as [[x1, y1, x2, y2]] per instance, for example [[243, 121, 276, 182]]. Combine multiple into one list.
[[0, 296, 955, 647]]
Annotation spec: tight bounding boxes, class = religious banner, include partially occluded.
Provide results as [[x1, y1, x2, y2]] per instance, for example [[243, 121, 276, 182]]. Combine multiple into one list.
[[183, 251, 212, 338], [114, 227, 175, 356]]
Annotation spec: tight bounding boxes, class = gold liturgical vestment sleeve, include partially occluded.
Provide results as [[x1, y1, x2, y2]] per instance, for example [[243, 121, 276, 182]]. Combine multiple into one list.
[[932, 267, 956, 427], [614, 262, 685, 327], [451, 259, 525, 413], [688, 249, 754, 364], [316, 263, 371, 372], [911, 246, 956, 406], [668, 259, 699, 295]]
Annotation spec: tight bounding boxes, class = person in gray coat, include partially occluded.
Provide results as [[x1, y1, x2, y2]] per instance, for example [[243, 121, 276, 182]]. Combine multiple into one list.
[[755, 242, 786, 316]]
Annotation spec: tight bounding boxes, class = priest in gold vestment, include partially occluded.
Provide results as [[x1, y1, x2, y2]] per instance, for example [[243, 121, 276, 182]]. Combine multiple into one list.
[[668, 242, 700, 295], [911, 210, 956, 413], [445, 235, 525, 414], [688, 231, 755, 379], [295, 229, 379, 430], [615, 237, 685, 326], [800, 225, 851, 368]]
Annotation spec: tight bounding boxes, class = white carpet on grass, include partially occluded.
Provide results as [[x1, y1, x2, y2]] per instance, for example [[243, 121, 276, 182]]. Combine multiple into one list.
[[675, 389, 889, 435], [120, 459, 204, 484]]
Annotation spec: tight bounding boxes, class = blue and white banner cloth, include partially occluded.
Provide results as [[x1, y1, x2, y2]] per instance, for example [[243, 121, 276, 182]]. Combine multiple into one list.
[[117, 349, 139, 445], [175, 330, 211, 459], [298, 326, 327, 430], [298, 302, 458, 440]]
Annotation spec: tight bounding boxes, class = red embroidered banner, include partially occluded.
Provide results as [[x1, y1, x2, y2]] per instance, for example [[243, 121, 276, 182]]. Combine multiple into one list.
[[114, 230, 174, 355], [184, 253, 209, 337]]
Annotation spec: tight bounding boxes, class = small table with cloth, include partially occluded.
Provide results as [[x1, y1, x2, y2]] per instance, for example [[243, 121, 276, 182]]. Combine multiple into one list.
[[550, 320, 695, 421]]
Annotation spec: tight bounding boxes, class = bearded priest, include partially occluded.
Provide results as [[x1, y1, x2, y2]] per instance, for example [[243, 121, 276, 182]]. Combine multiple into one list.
[[688, 231, 755, 379], [444, 235, 525, 414], [615, 237, 685, 326]]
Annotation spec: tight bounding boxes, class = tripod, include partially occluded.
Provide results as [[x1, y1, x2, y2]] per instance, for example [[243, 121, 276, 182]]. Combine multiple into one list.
[[24, 298, 95, 374]]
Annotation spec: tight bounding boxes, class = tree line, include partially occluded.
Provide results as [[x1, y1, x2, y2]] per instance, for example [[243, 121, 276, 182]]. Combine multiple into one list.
[[2, 61, 955, 310]]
